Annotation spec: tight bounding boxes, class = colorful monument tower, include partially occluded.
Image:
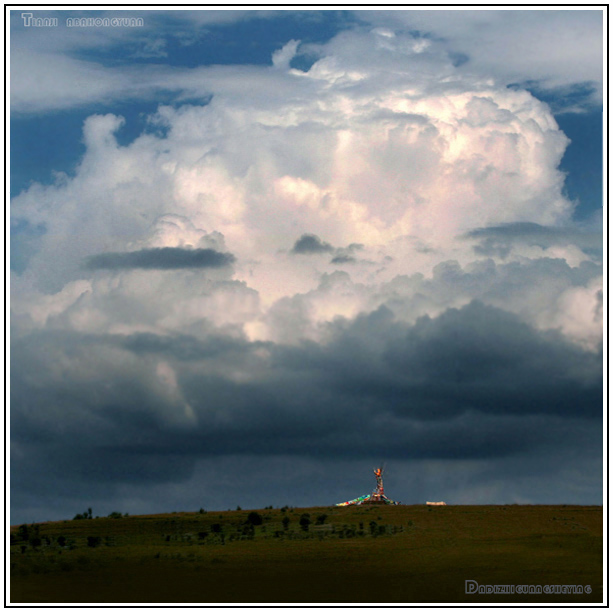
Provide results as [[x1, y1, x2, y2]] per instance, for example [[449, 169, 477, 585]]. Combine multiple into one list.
[[336, 466, 400, 506]]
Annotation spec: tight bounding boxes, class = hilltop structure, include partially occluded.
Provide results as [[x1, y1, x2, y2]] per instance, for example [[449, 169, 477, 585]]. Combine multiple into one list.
[[336, 467, 400, 506]]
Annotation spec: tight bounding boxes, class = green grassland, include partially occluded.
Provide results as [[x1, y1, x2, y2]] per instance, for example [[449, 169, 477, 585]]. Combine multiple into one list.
[[10, 504, 602, 604]]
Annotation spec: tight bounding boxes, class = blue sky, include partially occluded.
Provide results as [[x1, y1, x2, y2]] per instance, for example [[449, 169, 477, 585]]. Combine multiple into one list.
[[10, 9, 604, 524]]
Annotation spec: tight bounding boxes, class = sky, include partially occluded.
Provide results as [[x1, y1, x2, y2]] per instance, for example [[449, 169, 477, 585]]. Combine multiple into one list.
[[9, 7, 605, 524]]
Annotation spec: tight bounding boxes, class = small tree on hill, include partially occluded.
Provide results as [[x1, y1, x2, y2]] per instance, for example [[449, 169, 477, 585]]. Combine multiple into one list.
[[246, 511, 263, 526], [17, 525, 29, 542], [299, 514, 311, 532], [73, 509, 93, 520]]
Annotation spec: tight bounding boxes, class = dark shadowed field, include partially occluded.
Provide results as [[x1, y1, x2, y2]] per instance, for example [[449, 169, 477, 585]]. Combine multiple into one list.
[[10, 504, 603, 604]]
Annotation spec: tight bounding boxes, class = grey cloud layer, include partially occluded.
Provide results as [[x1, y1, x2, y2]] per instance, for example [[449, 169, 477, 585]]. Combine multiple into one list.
[[290, 234, 334, 255], [86, 247, 235, 270], [465, 222, 603, 258], [290, 234, 367, 267], [11, 301, 601, 488]]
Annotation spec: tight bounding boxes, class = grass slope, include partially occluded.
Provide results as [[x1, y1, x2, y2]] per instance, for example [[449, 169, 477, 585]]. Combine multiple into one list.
[[10, 504, 603, 604]]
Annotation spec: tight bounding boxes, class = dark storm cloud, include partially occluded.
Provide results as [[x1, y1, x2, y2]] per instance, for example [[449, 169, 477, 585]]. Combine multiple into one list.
[[10, 297, 603, 522], [85, 247, 235, 270], [10, 300, 602, 491], [382, 302, 602, 418], [464, 222, 602, 258], [116, 331, 257, 362], [272, 301, 602, 421], [290, 234, 334, 254]]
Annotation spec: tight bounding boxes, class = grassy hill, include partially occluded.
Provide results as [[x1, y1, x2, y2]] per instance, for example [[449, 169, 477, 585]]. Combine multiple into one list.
[[10, 504, 603, 604]]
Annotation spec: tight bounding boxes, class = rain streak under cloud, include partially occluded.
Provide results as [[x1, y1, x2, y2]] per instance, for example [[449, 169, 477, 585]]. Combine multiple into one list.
[[10, 9, 603, 523]]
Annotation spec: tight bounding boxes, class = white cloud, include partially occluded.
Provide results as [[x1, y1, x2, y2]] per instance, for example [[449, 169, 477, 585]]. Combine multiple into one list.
[[11, 26, 602, 354], [358, 9, 604, 104], [11, 10, 603, 115], [272, 39, 300, 70]]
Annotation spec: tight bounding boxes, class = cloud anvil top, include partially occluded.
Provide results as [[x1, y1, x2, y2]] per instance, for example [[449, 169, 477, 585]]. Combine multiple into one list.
[[9, 9, 603, 523]]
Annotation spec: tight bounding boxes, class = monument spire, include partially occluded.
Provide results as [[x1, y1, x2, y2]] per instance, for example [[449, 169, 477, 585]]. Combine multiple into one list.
[[336, 465, 400, 506]]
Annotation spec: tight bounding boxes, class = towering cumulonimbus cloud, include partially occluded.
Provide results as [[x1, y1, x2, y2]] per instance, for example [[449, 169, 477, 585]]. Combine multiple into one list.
[[13, 29, 585, 327], [10, 22, 602, 520]]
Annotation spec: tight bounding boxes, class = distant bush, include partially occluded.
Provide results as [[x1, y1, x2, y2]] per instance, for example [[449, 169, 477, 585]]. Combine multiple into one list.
[[315, 514, 328, 525], [246, 512, 263, 526], [241, 524, 255, 538], [17, 524, 40, 544], [299, 514, 311, 532], [282, 516, 290, 530], [73, 508, 93, 520], [107, 511, 123, 519], [17, 525, 29, 542], [87, 536, 101, 548], [211, 523, 222, 533], [199, 508, 206, 514]]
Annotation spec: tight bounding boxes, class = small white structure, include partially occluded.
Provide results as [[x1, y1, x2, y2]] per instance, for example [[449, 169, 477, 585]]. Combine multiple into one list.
[[426, 501, 447, 506]]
